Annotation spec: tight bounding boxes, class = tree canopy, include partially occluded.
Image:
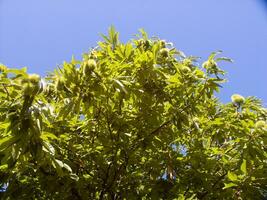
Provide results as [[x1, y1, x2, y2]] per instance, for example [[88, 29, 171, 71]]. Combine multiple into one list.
[[0, 27, 267, 200]]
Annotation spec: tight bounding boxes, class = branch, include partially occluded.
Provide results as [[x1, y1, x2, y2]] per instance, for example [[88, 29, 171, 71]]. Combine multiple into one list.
[[130, 120, 172, 151], [198, 171, 227, 199], [2, 84, 10, 100], [99, 160, 112, 200]]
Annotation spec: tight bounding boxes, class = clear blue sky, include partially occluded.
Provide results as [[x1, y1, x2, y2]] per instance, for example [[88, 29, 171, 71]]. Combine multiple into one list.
[[0, 0, 266, 105]]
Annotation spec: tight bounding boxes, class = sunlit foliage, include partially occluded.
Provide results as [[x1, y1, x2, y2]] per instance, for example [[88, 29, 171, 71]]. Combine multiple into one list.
[[0, 27, 266, 199]]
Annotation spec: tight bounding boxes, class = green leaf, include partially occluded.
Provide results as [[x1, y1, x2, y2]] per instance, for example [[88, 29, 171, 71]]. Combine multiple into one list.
[[139, 28, 148, 40], [0, 136, 17, 151], [70, 173, 79, 181], [208, 50, 222, 60], [124, 132, 132, 137], [154, 136, 162, 142], [167, 74, 181, 84], [0, 136, 13, 146], [63, 163, 72, 173], [53, 159, 64, 176], [240, 159, 247, 175], [41, 132, 58, 141], [223, 182, 237, 189], [215, 57, 234, 62], [0, 164, 8, 171], [1, 28, 266, 199], [42, 141, 55, 156], [113, 79, 127, 94], [227, 171, 238, 182], [7, 68, 28, 76]]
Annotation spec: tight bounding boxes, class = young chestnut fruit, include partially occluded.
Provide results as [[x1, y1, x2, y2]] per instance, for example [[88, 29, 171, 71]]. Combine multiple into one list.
[[202, 60, 217, 69], [22, 74, 41, 96], [28, 74, 41, 84], [83, 59, 97, 75], [159, 48, 169, 57], [255, 120, 266, 129], [23, 82, 39, 96], [0, 65, 7, 72], [159, 40, 166, 48], [89, 50, 98, 60], [144, 40, 151, 50], [181, 66, 191, 74], [55, 77, 65, 91], [183, 59, 192, 66], [231, 94, 245, 106], [136, 39, 151, 50]]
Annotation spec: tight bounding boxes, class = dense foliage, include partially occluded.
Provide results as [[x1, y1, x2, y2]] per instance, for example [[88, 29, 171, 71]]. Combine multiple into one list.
[[0, 28, 267, 199]]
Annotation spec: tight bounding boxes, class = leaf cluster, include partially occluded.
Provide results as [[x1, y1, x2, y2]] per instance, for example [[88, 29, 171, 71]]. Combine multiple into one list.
[[0, 27, 266, 199]]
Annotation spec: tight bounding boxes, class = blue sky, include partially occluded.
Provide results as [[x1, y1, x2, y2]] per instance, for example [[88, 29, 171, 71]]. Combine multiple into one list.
[[0, 0, 266, 105]]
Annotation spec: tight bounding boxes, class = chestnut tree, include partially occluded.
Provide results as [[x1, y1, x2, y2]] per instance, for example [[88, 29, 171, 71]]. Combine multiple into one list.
[[0, 27, 267, 199]]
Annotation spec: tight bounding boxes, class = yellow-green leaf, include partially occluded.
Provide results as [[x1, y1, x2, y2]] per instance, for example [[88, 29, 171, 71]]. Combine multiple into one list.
[[223, 182, 237, 189], [227, 171, 238, 182], [240, 159, 247, 175]]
